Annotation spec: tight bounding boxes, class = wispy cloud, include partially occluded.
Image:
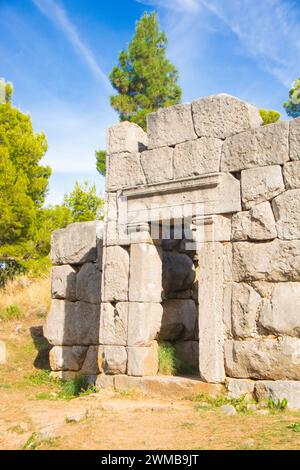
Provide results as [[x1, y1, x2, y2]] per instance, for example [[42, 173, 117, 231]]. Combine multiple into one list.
[[32, 0, 112, 91]]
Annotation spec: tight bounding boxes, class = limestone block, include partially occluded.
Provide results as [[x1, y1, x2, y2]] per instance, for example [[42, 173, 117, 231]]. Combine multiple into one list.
[[76, 263, 101, 304], [96, 374, 115, 389], [51, 221, 100, 265], [241, 165, 284, 209], [127, 303, 163, 347], [101, 345, 127, 375], [225, 338, 300, 380], [80, 345, 99, 375], [231, 202, 277, 241], [290, 117, 300, 161], [231, 283, 261, 339], [107, 121, 148, 155], [174, 341, 199, 370], [0, 341, 6, 365], [102, 246, 129, 302], [192, 94, 262, 139], [221, 121, 289, 172], [129, 244, 162, 302], [163, 252, 195, 295], [49, 345, 87, 371], [147, 103, 197, 149], [127, 342, 158, 376], [159, 300, 198, 341], [114, 375, 142, 391], [283, 161, 300, 189], [51, 265, 77, 301], [255, 381, 300, 409], [232, 239, 300, 282], [258, 282, 300, 337], [107, 152, 146, 192], [192, 215, 232, 243], [223, 283, 233, 336], [223, 243, 233, 282], [99, 303, 128, 346], [173, 137, 222, 179], [140, 146, 173, 184], [226, 378, 255, 399], [105, 193, 118, 221], [45, 300, 100, 346], [272, 189, 300, 240]]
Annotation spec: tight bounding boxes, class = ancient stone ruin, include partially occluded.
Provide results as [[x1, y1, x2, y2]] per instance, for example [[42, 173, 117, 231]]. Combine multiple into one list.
[[45, 94, 300, 406]]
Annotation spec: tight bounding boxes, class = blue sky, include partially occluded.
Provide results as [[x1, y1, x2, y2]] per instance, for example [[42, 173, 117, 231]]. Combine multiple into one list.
[[1, 0, 299, 205]]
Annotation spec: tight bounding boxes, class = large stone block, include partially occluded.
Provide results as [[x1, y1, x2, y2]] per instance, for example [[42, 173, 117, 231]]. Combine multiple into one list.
[[147, 103, 197, 149], [45, 300, 100, 346], [283, 161, 300, 189], [0, 341, 6, 365], [129, 244, 162, 302], [173, 137, 222, 179], [241, 165, 284, 209], [127, 303, 163, 347], [221, 121, 289, 172], [51, 221, 101, 265], [49, 345, 87, 371], [226, 378, 255, 399], [255, 381, 300, 409], [100, 345, 127, 375], [99, 303, 128, 346], [192, 215, 232, 243], [258, 282, 300, 337], [107, 121, 148, 155], [80, 345, 99, 375], [272, 189, 300, 240], [159, 300, 198, 341], [107, 152, 146, 192], [127, 342, 159, 376], [290, 117, 300, 161], [232, 240, 300, 282], [225, 338, 300, 380], [140, 147, 173, 184], [163, 252, 195, 296], [174, 341, 199, 370], [76, 263, 101, 304], [51, 265, 77, 301], [102, 246, 129, 302], [231, 283, 261, 339], [231, 202, 277, 241], [192, 94, 262, 139]]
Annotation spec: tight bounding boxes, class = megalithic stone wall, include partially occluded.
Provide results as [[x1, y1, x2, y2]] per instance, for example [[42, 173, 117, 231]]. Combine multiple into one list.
[[45, 221, 103, 380]]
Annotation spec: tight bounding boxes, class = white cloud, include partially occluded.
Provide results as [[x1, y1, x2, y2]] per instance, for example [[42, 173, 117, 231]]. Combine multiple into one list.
[[32, 0, 112, 91]]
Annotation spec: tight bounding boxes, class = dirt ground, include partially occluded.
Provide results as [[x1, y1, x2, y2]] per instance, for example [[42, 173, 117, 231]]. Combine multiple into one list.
[[1, 278, 300, 450]]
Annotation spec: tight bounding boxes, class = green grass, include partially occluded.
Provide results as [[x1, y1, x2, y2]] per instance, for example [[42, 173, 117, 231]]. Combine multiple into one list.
[[8, 425, 26, 435], [191, 393, 254, 414], [30, 372, 97, 400], [0, 304, 23, 321], [288, 422, 300, 433], [268, 398, 288, 411], [158, 342, 197, 376], [22, 432, 60, 450]]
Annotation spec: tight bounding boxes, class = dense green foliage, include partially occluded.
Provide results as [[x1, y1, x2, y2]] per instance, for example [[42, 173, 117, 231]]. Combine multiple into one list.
[[259, 109, 281, 125], [109, 12, 182, 130], [64, 180, 104, 223], [284, 78, 300, 118], [95, 150, 106, 176]]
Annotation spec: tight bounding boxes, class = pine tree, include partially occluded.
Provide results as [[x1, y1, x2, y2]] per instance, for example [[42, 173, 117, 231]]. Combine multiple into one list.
[[284, 78, 300, 118]]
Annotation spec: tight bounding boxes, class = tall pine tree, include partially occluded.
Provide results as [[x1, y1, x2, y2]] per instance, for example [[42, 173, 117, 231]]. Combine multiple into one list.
[[284, 78, 300, 118]]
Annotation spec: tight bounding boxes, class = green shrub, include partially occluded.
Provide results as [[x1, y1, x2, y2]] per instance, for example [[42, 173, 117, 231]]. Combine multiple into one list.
[[158, 342, 197, 376], [259, 109, 281, 125], [267, 397, 288, 411], [0, 304, 23, 321]]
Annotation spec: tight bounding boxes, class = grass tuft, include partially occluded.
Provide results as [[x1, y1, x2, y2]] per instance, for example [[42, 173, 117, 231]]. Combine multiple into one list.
[[158, 342, 197, 376], [0, 304, 23, 321], [22, 432, 60, 450], [191, 393, 252, 414]]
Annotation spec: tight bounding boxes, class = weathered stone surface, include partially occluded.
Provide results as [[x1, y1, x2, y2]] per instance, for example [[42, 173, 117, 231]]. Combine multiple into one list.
[[147, 103, 197, 149], [233, 240, 300, 282], [226, 378, 255, 399], [127, 303, 163, 347], [114, 374, 142, 391], [49, 345, 87, 371], [107, 121, 148, 155], [51, 265, 77, 301], [221, 121, 289, 172], [290, 117, 300, 161], [50, 370, 78, 381], [174, 341, 199, 369], [241, 165, 284, 209], [272, 189, 300, 240], [259, 282, 300, 337], [101, 345, 127, 375], [255, 380, 300, 409], [96, 374, 115, 389], [193, 215, 232, 243], [231, 283, 261, 339], [283, 161, 300, 189], [140, 147, 173, 184], [192, 94, 262, 139], [76, 263, 101, 304], [51, 221, 100, 265], [45, 300, 100, 346], [173, 138, 222, 179], [100, 303, 128, 346], [80, 345, 99, 375], [102, 246, 129, 302], [107, 152, 146, 192], [225, 338, 300, 380], [0, 341, 6, 365], [159, 300, 198, 341], [129, 244, 162, 302], [231, 202, 277, 241], [163, 252, 195, 295], [127, 342, 158, 376]]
